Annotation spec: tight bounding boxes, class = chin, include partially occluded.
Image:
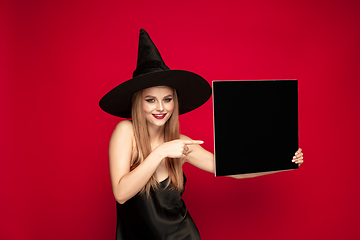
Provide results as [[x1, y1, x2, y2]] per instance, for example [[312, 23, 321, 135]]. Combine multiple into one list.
[[154, 119, 168, 126]]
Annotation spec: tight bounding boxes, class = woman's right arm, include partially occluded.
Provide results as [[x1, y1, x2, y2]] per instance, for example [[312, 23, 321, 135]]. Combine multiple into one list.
[[109, 120, 201, 204], [109, 120, 165, 204]]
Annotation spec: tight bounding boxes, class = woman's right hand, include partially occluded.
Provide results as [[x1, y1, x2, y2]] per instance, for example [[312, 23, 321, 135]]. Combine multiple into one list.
[[155, 139, 204, 159]]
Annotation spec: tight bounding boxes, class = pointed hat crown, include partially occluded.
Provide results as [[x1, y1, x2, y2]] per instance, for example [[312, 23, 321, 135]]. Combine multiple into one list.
[[133, 29, 170, 77]]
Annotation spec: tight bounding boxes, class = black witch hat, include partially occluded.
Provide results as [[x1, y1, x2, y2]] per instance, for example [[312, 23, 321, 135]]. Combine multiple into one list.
[[99, 29, 211, 118]]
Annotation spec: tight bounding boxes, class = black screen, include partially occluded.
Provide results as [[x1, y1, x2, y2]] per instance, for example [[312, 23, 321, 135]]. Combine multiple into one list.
[[213, 80, 299, 176]]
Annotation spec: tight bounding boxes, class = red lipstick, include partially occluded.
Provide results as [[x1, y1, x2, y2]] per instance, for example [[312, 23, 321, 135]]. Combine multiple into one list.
[[152, 114, 166, 119]]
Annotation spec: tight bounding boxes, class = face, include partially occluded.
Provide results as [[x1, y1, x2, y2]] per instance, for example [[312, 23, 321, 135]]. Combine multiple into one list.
[[142, 86, 175, 127]]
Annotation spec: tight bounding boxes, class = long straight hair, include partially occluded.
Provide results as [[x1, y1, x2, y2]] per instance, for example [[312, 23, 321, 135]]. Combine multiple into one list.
[[131, 88, 183, 196]]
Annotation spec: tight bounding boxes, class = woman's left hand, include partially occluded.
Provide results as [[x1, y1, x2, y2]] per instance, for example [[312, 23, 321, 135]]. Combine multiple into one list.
[[292, 148, 304, 166]]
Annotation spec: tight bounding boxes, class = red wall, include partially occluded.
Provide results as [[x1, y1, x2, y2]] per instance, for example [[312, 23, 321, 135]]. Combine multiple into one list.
[[2, 0, 360, 239]]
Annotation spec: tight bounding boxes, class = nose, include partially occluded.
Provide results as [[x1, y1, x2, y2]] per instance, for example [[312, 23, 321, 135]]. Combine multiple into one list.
[[156, 101, 164, 112]]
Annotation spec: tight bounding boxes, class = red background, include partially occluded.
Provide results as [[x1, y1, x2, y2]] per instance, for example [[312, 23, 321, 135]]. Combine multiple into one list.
[[1, 0, 360, 239]]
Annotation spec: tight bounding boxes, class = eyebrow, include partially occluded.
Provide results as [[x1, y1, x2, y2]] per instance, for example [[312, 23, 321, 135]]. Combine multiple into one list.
[[144, 94, 173, 98]]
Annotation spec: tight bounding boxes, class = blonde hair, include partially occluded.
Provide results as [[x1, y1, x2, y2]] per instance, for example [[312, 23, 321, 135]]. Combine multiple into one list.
[[131, 88, 183, 196]]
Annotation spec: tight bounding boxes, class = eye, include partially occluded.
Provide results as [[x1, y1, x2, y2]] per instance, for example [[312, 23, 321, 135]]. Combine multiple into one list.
[[164, 98, 173, 102], [145, 99, 155, 103]]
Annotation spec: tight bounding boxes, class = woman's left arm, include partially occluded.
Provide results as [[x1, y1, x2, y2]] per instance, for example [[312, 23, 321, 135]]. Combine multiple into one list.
[[181, 134, 304, 178], [180, 134, 215, 173]]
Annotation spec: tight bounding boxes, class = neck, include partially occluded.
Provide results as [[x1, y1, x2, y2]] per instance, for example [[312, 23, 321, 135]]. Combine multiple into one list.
[[147, 124, 165, 146]]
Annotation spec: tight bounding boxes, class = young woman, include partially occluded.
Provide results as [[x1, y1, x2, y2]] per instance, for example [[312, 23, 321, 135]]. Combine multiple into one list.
[[99, 29, 304, 240]]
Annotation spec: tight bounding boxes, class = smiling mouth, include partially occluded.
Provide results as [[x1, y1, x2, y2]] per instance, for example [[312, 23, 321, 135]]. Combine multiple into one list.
[[152, 114, 167, 119]]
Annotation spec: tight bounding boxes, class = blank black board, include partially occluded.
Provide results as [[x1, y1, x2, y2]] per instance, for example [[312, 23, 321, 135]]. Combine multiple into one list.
[[213, 80, 299, 177]]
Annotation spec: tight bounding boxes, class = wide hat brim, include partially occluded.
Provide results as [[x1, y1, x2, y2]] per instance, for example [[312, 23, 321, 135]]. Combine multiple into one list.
[[99, 69, 212, 118]]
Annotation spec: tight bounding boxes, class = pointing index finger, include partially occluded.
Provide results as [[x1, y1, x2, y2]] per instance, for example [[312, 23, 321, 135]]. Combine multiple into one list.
[[184, 140, 204, 145]]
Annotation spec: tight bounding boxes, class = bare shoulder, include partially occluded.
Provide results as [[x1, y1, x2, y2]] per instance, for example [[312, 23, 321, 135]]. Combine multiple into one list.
[[113, 120, 134, 135], [110, 120, 134, 146], [109, 120, 134, 163], [115, 119, 133, 130]]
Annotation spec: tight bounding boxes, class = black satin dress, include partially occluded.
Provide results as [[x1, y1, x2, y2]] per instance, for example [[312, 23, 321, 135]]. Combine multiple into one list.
[[116, 175, 200, 240]]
